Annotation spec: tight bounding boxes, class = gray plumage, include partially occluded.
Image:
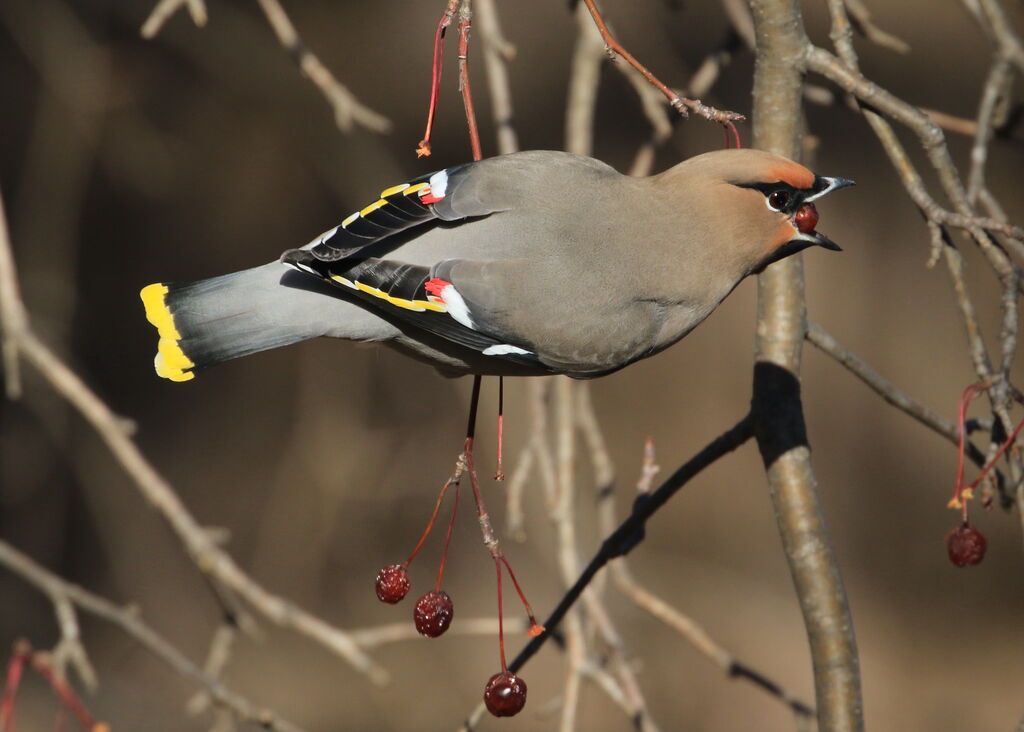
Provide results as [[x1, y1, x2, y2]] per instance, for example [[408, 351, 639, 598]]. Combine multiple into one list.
[[141, 149, 852, 382]]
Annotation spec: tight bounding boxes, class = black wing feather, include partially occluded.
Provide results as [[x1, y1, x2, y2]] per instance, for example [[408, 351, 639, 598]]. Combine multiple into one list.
[[280, 249, 550, 371]]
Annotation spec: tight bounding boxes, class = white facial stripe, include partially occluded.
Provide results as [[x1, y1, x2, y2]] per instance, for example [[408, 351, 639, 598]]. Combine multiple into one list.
[[804, 177, 851, 202], [440, 284, 474, 329], [482, 344, 532, 356], [428, 169, 449, 199]]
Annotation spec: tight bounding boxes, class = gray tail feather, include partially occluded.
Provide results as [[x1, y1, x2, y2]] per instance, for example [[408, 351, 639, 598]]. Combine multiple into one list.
[[140, 263, 325, 381]]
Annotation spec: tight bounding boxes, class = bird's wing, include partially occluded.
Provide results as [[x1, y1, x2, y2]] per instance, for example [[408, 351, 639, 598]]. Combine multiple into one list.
[[282, 151, 617, 263], [281, 249, 553, 371]]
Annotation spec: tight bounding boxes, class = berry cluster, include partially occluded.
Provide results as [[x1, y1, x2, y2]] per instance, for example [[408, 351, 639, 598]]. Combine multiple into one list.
[[373, 436, 541, 718]]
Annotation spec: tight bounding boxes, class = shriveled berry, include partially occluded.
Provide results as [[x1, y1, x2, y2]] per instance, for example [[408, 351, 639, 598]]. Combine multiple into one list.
[[413, 590, 453, 637], [375, 564, 410, 604], [946, 523, 987, 567], [484, 672, 527, 717]]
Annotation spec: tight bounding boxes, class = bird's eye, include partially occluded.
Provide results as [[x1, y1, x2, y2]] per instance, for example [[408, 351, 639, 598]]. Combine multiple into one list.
[[767, 190, 791, 211]]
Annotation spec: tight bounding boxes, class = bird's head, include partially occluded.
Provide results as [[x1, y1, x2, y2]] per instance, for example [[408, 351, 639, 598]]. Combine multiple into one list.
[[662, 149, 854, 276]]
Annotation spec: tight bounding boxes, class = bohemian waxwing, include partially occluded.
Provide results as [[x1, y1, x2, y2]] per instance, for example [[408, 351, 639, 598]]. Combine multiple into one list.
[[141, 149, 852, 381]]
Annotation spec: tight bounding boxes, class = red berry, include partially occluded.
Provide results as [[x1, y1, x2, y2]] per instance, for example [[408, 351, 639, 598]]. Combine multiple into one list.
[[413, 590, 453, 637], [484, 672, 527, 717], [375, 564, 410, 604], [946, 523, 987, 567]]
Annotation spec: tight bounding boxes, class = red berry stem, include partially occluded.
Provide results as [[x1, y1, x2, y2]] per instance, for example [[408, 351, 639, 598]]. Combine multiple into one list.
[[463, 438, 545, 641], [950, 382, 1024, 520], [0, 641, 102, 731], [951, 383, 984, 520], [434, 480, 461, 592], [0, 643, 26, 728], [966, 412, 1024, 497], [403, 473, 457, 568], [416, 0, 459, 157], [499, 556, 543, 636], [494, 557, 507, 671]]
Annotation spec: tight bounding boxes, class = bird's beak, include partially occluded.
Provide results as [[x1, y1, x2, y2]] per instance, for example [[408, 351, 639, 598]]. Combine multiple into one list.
[[801, 230, 842, 251], [805, 176, 856, 202]]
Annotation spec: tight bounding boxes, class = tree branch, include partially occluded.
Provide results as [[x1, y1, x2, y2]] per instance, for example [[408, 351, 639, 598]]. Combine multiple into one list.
[[0, 540, 305, 732], [750, 1, 864, 729]]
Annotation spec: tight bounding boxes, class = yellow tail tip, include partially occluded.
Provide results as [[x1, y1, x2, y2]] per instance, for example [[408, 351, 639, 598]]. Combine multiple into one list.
[[141, 283, 195, 382]]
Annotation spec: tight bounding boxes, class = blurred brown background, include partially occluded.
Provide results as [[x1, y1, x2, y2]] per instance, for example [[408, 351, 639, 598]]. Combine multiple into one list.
[[1, 0, 1023, 729]]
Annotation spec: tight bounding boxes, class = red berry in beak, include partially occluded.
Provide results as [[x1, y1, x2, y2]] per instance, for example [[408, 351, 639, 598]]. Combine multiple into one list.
[[484, 672, 527, 717], [413, 590, 454, 637], [946, 523, 987, 567], [794, 202, 819, 234]]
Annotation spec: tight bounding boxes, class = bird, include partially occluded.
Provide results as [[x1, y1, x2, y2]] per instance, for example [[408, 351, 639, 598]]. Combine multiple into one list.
[[140, 149, 853, 382]]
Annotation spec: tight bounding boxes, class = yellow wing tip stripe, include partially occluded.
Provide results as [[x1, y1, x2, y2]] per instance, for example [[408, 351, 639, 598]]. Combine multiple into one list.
[[331, 275, 446, 313], [380, 183, 410, 197], [359, 199, 388, 217], [140, 283, 195, 382], [337, 182, 429, 231]]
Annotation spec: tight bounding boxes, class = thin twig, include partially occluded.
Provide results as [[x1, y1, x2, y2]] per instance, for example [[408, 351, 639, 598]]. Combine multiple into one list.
[[0, 191, 25, 399], [0, 186, 388, 685], [507, 415, 754, 675], [349, 617, 527, 648], [475, 0, 518, 156], [579, 0, 745, 124], [0, 540, 306, 732], [254, 0, 391, 133], [140, 0, 207, 39], [842, 0, 910, 54]]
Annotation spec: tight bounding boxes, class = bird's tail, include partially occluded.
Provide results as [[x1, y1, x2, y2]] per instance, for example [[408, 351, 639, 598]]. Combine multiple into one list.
[[140, 263, 326, 382]]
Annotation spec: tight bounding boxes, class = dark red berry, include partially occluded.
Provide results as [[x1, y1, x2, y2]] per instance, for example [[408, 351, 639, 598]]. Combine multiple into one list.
[[413, 590, 453, 637], [375, 564, 410, 604], [484, 672, 527, 717], [946, 523, 987, 567]]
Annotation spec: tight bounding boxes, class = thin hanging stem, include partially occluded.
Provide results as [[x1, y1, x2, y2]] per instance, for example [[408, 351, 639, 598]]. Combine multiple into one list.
[[417, 1, 459, 157]]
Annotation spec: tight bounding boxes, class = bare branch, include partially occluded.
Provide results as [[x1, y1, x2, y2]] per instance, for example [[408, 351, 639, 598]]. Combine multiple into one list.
[[475, 0, 518, 156], [140, 0, 207, 39], [0, 540, 306, 732], [0, 190, 25, 399], [507, 416, 754, 675], [254, 0, 391, 133], [750, 1, 863, 728], [806, 322, 958, 442], [578, 0, 744, 124], [842, 0, 910, 54]]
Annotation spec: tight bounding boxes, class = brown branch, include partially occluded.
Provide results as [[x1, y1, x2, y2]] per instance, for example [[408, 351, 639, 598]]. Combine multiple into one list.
[[349, 617, 527, 649], [141, 0, 390, 134], [475, 0, 518, 156], [807, 322, 958, 442], [806, 322, 999, 476], [842, 0, 910, 54], [966, 56, 1014, 205], [579, 0, 744, 124], [750, 2, 864, 729], [0, 187, 388, 689], [140, 0, 207, 39], [506, 415, 755, 675], [0, 192, 25, 399], [0, 540, 305, 732], [253, 0, 391, 133], [818, 0, 1024, 513], [456, 0, 483, 161], [594, 439, 816, 719]]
